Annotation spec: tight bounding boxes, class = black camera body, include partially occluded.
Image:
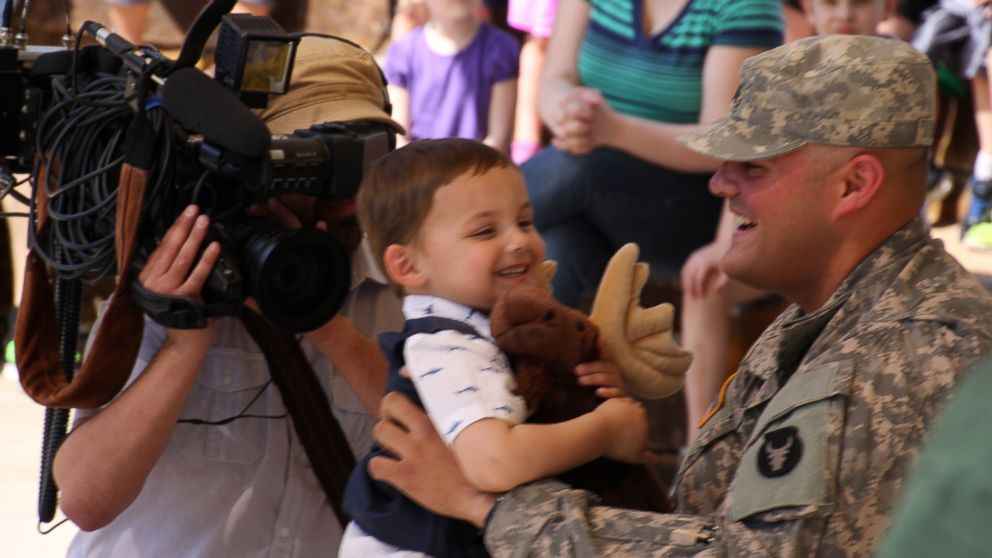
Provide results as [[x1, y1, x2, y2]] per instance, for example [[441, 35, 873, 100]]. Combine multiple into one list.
[[0, 44, 72, 174], [0, 46, 31, 172], [140, 119, 394, 332]]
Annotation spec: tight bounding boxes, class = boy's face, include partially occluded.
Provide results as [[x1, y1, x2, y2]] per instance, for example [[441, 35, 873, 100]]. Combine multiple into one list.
[[405, 165, 546, 312], [803, 0, 893, 35]]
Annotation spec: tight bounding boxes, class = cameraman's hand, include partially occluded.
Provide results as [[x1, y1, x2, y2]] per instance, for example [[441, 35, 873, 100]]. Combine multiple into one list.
[[138, 205, 221, 351], [247, 195, 327, 232], [243, 196, 331, 317]]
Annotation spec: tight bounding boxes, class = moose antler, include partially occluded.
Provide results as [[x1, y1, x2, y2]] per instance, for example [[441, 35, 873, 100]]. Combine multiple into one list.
[[588, 243, 691, 399]]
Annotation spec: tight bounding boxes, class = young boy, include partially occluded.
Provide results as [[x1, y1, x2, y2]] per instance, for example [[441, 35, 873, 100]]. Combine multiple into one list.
[[384, 0, 519, 153], [340, 138, 648, 557]]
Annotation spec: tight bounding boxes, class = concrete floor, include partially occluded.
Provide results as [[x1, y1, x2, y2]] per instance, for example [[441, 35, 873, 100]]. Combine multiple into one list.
[[1, 373, 79, 557]]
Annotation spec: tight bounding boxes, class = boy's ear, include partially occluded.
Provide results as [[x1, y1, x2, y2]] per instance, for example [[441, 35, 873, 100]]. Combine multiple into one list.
[[383, 244, 426, 289]]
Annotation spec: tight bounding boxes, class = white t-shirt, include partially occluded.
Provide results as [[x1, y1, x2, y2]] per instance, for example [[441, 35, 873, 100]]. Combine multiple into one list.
[[402, 295, 527, 445]]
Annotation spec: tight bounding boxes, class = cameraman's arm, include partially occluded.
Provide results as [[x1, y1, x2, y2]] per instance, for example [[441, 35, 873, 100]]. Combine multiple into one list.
[[304, 317, 388, 414], [53, 206, 220, 531]]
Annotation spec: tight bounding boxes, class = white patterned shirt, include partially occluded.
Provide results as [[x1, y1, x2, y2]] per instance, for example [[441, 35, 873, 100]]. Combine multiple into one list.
[[403, 295, 527, 445]]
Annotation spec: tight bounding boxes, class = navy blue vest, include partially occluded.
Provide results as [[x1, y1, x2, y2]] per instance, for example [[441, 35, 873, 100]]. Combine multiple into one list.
[[342, 317, 489, 557]]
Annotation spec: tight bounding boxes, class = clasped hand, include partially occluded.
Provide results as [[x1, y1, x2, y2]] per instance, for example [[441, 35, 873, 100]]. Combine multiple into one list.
[[550, 87, 616, 155]]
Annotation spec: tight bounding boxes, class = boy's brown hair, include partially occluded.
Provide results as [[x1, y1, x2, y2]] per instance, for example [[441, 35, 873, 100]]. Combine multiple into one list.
[[357, 138, 515, 288]]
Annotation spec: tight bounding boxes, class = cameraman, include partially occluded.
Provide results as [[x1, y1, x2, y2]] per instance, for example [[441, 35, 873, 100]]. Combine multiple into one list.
[[51, 36, 405, 556]]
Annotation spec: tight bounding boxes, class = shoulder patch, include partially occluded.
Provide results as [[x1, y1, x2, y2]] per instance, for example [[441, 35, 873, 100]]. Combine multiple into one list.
[[757, 426, 803, 478], [698, 372, 737, 429]]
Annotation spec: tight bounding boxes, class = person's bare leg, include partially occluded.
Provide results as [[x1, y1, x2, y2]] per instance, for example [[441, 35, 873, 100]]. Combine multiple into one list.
[[106, 1, 151, 44], [512, 35, 548, 164], [971, 76, 992, 155], [682, 279, 768, 442]]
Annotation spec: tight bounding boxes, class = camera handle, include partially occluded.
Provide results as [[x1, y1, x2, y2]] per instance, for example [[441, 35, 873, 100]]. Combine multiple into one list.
[[130, 235, 246, 329], [130, 281, 211, 329], [171, 0, 237, 72]]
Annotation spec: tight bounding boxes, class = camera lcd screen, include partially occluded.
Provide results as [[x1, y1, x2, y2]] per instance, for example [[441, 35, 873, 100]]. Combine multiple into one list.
[[240, 39, 293, 94]]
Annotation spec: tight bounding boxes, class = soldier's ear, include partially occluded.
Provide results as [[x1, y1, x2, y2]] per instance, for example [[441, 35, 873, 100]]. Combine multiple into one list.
[[833, 152, 884, 218]]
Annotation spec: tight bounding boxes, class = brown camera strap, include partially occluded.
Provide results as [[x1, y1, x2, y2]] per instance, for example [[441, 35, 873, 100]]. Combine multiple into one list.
[[239, 309, 356, 526], [17, 162, 147, 408]]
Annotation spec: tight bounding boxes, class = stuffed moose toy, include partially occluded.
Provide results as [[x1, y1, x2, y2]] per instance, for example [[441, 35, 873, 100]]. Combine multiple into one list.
[[489, 244, 692, 512]]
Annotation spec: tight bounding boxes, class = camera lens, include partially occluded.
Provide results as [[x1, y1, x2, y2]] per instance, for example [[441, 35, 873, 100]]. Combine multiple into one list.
[[242, 226, 350, 332]]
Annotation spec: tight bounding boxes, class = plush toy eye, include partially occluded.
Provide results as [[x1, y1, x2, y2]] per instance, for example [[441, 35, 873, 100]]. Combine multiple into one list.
[[543, 310, 555, 321], [576, 322, 586, 332]]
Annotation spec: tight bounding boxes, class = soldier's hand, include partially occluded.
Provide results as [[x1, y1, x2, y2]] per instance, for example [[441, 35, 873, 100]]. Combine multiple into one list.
[[369, 392, 498, 528], [595, 397, 650, 464]]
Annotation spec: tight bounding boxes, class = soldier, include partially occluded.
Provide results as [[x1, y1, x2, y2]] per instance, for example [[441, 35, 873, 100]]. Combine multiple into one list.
[[365, 35, 992, 557]]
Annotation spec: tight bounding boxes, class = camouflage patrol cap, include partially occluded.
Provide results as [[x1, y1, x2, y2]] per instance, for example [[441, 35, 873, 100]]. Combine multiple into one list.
[[677, 35, 935, 161]]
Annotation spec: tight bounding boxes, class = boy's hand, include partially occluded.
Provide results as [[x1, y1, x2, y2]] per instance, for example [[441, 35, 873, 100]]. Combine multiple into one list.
[[574, 340, 625, 398], [594, 397, 649, 464]]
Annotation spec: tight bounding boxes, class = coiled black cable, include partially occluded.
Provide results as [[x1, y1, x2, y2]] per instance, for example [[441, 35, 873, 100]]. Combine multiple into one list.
[[28, 49, 175, 285]]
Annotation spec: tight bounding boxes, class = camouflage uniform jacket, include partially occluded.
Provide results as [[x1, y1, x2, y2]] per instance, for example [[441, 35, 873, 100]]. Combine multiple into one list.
[[483, 216, 992, 557]]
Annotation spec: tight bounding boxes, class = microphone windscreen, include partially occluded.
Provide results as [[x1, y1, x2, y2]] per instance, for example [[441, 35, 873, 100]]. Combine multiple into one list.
[[161, 68, 270, 157]]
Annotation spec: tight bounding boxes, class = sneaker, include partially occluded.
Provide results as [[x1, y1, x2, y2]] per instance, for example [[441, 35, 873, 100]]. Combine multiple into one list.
[[963, 221, 992, 251], [961, 177, 992, 238]]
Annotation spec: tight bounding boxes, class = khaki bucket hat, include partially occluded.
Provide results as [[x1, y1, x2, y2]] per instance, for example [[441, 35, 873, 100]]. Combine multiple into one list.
[[260, 35, 405, 135]]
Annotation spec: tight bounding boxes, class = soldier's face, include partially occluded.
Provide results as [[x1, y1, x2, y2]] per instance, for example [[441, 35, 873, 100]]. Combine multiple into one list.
[[708, 146, 846, 308]]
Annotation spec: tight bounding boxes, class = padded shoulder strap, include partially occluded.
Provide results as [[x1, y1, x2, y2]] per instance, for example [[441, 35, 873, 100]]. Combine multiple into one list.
[[16, 162, 147, 408]]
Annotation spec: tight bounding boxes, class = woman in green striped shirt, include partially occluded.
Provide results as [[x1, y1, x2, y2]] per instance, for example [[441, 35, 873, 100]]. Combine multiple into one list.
[[522, 0, 783, 308]]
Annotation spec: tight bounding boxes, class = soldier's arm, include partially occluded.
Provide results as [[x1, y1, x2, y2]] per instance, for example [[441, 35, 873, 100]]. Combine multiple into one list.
[[485, 482, 717, 557]]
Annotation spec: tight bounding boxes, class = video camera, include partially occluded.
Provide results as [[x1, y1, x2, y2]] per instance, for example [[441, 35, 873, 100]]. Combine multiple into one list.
[[2, 2, 394, 333]]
